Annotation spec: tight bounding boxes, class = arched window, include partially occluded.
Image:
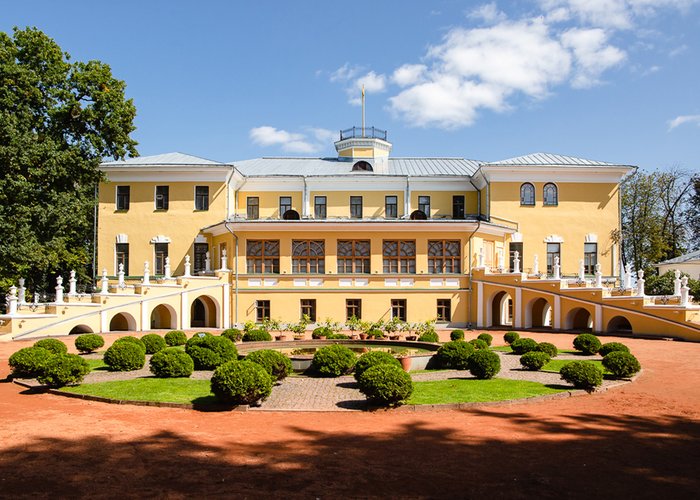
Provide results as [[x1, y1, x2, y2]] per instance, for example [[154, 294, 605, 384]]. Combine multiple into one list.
[[543, 183, 558, 206], [352, 160, 373, 172], [520, 183, 535, 206]]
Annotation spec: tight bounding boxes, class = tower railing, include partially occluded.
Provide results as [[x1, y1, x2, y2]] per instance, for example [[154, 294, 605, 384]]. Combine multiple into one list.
[[339, 126, 387, 141]]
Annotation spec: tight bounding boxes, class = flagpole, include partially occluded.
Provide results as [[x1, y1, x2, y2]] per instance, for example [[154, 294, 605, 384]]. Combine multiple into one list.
[[361, 84, 365, 137]]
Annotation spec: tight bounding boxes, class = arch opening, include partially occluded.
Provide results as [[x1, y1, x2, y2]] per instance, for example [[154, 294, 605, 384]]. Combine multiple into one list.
[[566, 307, 592, 331], [69, 324, 94, 335], [409, 210, 427, 220], [109, 312, 137, 332], [151, 304, 177, 329], [607, 315, 633, 334], [529, 298, 552, 328], [490, 291, 513, 327], [282, 209, 300, 220], [190, 295, 219, 328]]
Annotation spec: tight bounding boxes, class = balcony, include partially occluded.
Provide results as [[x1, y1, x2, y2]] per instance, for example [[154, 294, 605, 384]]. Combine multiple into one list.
[[339, 126, 388, 141]]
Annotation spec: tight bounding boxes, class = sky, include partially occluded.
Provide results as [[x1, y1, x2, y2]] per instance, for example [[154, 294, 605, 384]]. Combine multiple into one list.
[[2, 0, 699, 171]]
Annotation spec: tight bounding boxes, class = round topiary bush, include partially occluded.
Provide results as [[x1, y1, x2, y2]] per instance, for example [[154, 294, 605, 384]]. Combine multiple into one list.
[[450, 329, 465, 341], [477, 333, 493, 346], [418, 331, 439, 342], [560, 361, 603, 392], [8, 347, 54, 378], [504, 331, 520, 345], [468, 350, 501, 379], [141, 334, 167, 355], [246, 349, 293, 381], [33, 338, 68, 355], [354, 351, 401, 381], [210, 360, 272, 405], [149, 348, 195, 378], [357, 363, 413, 406], [511, 338, 538, 355], [536, 342, 558, 358], [602, 351, 641, 378], [599, 342, 630, 357], [185, 335, 238, 370], [469, 338, 489, 350], [221, 328, 243, 343], [311, 344, 357, 377], [243, 329, 273, 342], [36, 353, 90, 388], [519, 351, 551, 371], [573, 334, 602, 355], [312, 326, 332, 339], [74, 334, 105, 354], [112, 336, 146, 352], [164, 330, 187, 346], [436, 341, 474, 369], [104, 342, 146, 371]]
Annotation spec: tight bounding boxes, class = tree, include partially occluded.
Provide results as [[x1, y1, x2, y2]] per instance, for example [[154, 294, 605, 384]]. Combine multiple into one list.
[[0, 27, 137, 302], [684, 175, 700, 251]]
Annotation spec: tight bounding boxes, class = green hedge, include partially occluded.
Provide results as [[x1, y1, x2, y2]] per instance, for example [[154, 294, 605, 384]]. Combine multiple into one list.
[[602, 351, 641, 378], [519, 351, 551, 371], [468, 338, 489, 350], [511, 338, 538, 355], [560, 361, 603, 392], [536, 342, 558, 358], [450, 329, 465, 341], [164, 330, 187, 346], [243, 329, 273, 342], [210, 360, 272, 405], [221, 328, 243, 343], [33, 338, 67, 355], [418, 331, 439, 343], [149, 348, 195, 378], [468, 350, 500, 379], [312, 326, 333, 339], [354, 351, 400, 381], [141, 334, 167, 354], [104, 342, 146, 371], [477, 333, 493, 346], [504, 331, 520, 345], [9, 347, 54, 378], [357, 363, 413, 406], [37, 353, 90, 388], [74, 334, 105, 353], [573, 334, 601, 355], [245, 350, 293, 381], [112, 336, 146, 352], [311, 345, 356, 377], [599, 342, 630, 357], [436, 341, 474, 369], [185, 335, 238, 370]]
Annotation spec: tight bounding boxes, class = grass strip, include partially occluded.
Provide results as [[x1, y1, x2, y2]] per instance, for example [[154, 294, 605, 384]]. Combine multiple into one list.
[[408, 378, 565, 405], [60, 377, 216, 404]]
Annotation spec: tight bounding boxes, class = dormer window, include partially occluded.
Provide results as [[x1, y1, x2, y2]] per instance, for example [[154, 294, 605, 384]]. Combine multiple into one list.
[[352, 160, 373, 172]]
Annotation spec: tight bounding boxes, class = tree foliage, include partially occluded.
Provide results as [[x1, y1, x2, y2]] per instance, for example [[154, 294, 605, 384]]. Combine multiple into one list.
[[0, 27, 137, 300]]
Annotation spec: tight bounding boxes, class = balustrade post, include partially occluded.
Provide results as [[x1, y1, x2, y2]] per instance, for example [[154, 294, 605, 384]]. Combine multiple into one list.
[[55, 276, 64, 304], [68, 270, 77, 296], [7, 286, 18, 315], [513, 251, 520, 274], [673, 269, 682, 296], [636, 269, 645, 297], [184, 255, 191, 277], [18, 278, 26, 304], [143, 262, 150, 285], [100, 269, 109, 294]]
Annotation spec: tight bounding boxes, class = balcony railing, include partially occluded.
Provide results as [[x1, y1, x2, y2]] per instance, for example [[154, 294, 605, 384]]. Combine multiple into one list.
[[339, 126, 388, 141]]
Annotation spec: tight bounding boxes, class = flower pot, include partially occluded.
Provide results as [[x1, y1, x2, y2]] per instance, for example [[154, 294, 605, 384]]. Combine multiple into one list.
[[294, 335, 304, 341], [350, 334, 360, 340], [277, 334, 288, 342], [399, 356, 411, 372], [359, 333, 368, 340], [406, 335, 417, 341], [318, 335, 327, 340], [389, 335, 400, 341]]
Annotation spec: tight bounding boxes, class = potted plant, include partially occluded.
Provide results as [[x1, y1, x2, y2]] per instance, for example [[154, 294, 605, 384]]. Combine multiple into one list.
[[264, 318, 285, 341], [403, 322, 417, 341], [384, 317, 402, 340], [359, 320, 373, 340], [346, 315, 361, 339], [289, 314, 310, 340], [395, 351, 412, 371]]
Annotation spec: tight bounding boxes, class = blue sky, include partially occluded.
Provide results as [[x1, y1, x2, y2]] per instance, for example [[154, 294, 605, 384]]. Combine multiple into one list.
[[3, 1, 699, 171]]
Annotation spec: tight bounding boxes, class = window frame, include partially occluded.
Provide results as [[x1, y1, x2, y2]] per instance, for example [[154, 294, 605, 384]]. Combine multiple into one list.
[[314, 195, 327, 219], [385, 195, 398, 218], [300, 299, 317, 322], [154, 243, 168, 276], [428, 240, 461, 274], [437, 299, 451, 322], [246, 240, 280, 274], [256, 300, 271, 322], [383, 240, 416, 274], [195, 186, 209, 211], [337, 240, 371, 274], [155, 185, 169, 211], [391, 299, 407, 322], [194, 243, 208, 273], [292, 240, 325, 274], [509, 242, 523, 273], [279, 196, 292, 217], [346, 299, 362, 321], [520, 183, 535, 206], [350, 196, 363, 219], [116, 186, 130, 211], [418, 195, 431, 217], [246, 196, 259, 220], [116, 243, 129, 275], [543, 183, 558, 206], [452, 195, 465, 219], [546, 242, 561, 274], [584, 242, 597, 275]]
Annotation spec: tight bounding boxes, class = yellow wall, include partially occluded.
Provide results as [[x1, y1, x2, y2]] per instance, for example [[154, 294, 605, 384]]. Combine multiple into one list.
[[236, 191, 303, 219], [410, 191, 477, 218], [318, 191, 404, 218]]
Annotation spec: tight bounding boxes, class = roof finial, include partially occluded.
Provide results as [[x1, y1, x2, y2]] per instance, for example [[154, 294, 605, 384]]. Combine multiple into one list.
[[361, 84, 365, 138]]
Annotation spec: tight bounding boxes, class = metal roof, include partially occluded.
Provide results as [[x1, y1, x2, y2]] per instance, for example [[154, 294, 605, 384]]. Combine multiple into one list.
[[101, 152, 228, 167], [486, 152, 624, 167], [655, 249, 700, 266], [231, 157, 481, 177]]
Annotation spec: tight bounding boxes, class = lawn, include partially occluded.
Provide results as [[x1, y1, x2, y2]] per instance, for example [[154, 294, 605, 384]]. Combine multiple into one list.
[[85, 358, 108, 371], [408, 378, 566, 405], [491, 345, 582, 355], [542, 359, 610, 374], [60, 378, 216, 404]]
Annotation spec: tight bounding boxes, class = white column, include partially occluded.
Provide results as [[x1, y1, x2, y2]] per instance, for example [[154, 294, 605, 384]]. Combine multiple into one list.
[[184, 255, 191, 277], [100, 310, 108, 333], [476, 281, 484, 327], [7, 286, 18, 315], [164, 257, 172, 279], [553, 295, 561, 329], [68, 270, 77, 296], [623, 263, 632, 289], [17, 278, 26, 304], [595, 263, 602, 288], [143, 261, 150, 285], [55, 276, 64, 304], [513, 251, 520, 273], [222, 282, 231, 328], [594, 304, 602, 333], [141, 300, 150, 331], [514, 287, 522, 328], [118, 263, 125, 288], [680, 277, 690, 306], [673, 270, 682, 296], [636, 269, 645, 297], [100, 269, 109, 294], [220, 249, 229, 271], [181, 291, 189, 329]]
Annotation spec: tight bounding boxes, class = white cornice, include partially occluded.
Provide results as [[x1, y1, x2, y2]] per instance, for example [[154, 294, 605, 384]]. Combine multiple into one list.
[[477, 165, 633, 184], [103, 167, 232, 183]]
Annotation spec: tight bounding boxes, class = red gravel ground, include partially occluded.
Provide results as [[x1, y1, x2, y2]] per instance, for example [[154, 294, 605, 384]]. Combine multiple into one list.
[[1, 331, 699, 499]]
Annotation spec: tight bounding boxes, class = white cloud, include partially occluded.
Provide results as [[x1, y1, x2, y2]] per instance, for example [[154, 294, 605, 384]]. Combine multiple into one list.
[[561, 28, 626, 88], [669, 44, 688, 57], [668, 114, 700, 130], [332, 66, 387, 105], [468, 2, 507, 23], [249, 126, 335, 154], [330, 63, 362, 83], [392, 64, 427, 87]]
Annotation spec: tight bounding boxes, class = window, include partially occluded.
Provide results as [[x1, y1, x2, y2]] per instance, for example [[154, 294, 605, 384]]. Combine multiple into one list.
[[547, 243, 561, 274], [314, 196, 326, 219], [483, 241, 495, 268], [391, 299, 407, 322], [116, 186, 130, 211], [256, 300, 270, 322], [428, 240, 461, 274], [155, 186, 169, 210], [337, 240, 370, 274], [385, 195, 398, 218], [509, 242, 523, 272], [383, 240, 416, 274], [418, 196, 431, 217], [453, 195, 465, 219], [247, 197, 259, 219], [352, 160, 373, 172], [543, 183, 558, 206], [195, 186, 209, 211], [246, 240, 280, 274], [279, 196, 292, 217], [154, 243, 168, 275], [520, 183, 535, 206], [437, 299, 451, 322], [346, 299, 362, 321], [584, 243, 597, 275], [350, 196, 363, 218], [292, 240, 325, 274], [194, 243, 208, 273], [300, 299, 316, 322], [116, 243, 129, 275]]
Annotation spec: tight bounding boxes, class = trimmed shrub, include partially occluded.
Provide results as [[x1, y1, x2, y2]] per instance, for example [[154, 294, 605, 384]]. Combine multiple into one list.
[[354, 351, 401, 381], [573, 334, 602, 355], [328, 333, 350, 340], [369, 328, 385, 339], [450, 329, 465, 341], [164, 330, 187, 346], [141, 334, 167, 355], [468, 350, 501, 379], [602, 351, 641, 378], [511, 338, 538, 355], [560, 361, 603, 392], [312, 326, 332, 339], [210, 360, 272, 405], [113, 336, 146, 353], [536, 342, 558, 358], [418, 331, 439, 343], [477, 333, 493, 346], [504, 331, 520, 345], [436, 341, 474, 369], [185, 335, 238, 370], [74, 334, 105, 353], [33, 338, 67, 355], [9, 347, 54, 378], [246, 349, 293, 381], [221, 328, 243, 343], [36, 354, 90, 388], [469, 338, 489, 350], [519, 351, 551, 371], [243, 329, 273, 342], [599, 342, 630, 357], [357, 363, 413, 406], [149, 348, 195, 378], [104, 342, 146, 371], [311, 345, 357, 377]]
